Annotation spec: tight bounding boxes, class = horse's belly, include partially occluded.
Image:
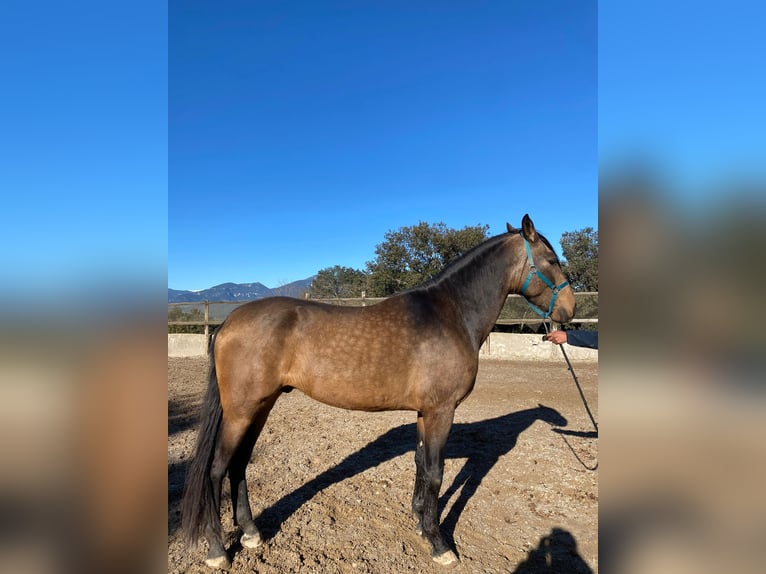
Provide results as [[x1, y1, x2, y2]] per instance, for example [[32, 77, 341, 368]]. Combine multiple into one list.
[[288, 354, 415, 412], [301, 384, 409, 412]]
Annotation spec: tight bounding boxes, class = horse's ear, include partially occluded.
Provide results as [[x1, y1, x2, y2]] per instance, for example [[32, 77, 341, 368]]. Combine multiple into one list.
[[506, 222, 519, 233], [521, 214, 537, 242]]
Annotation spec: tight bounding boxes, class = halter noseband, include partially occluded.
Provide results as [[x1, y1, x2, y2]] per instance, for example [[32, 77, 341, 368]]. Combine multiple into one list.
[[520, 237, 570, 319]]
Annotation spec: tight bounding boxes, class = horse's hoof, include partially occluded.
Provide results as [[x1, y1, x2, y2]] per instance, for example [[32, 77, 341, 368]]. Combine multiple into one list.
[[241, 531, 263, 549], [204, 554, 231, 570], [432, 550, 459, 567]]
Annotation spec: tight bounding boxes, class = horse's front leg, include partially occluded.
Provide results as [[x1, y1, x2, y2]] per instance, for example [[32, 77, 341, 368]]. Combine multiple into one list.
[[419, 408, 459, 566], [412, 413, 427, 535]]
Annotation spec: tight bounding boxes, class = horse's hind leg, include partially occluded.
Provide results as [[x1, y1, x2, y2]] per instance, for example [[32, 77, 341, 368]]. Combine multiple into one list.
[[228, 425, 261, 550], [229, 395, 279, 550], [203, 414, 254, 569]]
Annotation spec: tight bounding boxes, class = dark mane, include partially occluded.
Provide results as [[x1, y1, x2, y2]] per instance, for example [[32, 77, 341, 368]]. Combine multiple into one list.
[[414, 232, 512, 292], [410, 227, 558, 293], [538, 233, 561, 264]]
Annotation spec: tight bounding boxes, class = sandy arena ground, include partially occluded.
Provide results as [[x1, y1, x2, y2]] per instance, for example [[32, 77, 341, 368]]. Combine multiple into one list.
[[169, 357, 598, 573]]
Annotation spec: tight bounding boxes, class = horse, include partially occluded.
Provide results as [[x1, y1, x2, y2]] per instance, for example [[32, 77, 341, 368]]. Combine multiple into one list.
[[181, 214, 575, 569]]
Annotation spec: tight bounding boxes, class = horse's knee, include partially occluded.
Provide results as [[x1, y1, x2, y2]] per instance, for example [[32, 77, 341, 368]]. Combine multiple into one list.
[[425, 469, 443, 493]]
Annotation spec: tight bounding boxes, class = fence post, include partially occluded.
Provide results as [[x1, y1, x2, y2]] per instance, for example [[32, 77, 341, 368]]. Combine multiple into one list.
[[204, 300, 209, 338]]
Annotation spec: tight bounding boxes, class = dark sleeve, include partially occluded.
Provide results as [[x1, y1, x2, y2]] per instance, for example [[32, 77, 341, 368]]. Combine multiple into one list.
[[566, 330, 598, 349]]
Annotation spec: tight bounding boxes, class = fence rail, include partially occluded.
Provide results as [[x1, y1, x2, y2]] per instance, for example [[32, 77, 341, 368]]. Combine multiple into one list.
[[169, 292, 598, 336]]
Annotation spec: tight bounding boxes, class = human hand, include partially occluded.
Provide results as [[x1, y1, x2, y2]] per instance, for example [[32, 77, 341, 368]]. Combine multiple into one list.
[[545, 331, 568, 345]]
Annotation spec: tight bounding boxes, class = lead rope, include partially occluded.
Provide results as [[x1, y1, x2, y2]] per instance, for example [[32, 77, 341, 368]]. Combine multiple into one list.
[[542, 320, 598, 433], [542, 320, 599, 471]]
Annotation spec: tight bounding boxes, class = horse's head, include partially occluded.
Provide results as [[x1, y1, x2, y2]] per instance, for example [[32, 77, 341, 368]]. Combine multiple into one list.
[[535, 403, 568, 427], [507, 215, 576, 324]]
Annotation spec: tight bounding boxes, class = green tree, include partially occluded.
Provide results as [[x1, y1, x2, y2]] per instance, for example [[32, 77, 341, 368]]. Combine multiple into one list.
[[309, 265, 368, 298], [365, 222, 490, 296], [560, 227, 598, 292]]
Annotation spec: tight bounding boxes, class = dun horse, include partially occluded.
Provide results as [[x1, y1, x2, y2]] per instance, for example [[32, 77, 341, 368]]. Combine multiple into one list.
[[181, 215, 575, 568]]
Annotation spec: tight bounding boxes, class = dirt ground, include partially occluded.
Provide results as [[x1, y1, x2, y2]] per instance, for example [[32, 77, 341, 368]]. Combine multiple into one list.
[[168, 357, 598, 573]]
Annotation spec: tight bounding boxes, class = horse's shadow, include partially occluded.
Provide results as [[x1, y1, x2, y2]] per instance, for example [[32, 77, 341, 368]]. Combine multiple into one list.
[[255, 404, 567, 546], [440, 404, 567, 544]]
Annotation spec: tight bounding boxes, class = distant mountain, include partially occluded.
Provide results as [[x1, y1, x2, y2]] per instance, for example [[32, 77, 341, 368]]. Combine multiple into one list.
[[266, 277, 314, 298], [168, 277, 314, 303]]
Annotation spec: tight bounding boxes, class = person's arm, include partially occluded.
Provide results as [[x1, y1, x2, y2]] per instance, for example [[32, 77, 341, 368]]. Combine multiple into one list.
[[563, 330, 598, 349], [545, 330, 598, 349]]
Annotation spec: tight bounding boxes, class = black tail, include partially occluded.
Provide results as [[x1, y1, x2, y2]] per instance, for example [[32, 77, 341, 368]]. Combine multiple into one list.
[[180, 332, 223, 547]]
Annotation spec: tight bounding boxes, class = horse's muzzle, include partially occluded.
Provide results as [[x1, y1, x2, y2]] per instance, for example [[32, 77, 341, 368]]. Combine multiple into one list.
[[551, 296, 576, 324]]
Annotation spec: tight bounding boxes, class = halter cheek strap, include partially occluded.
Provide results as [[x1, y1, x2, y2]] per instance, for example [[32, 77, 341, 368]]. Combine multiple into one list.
[[520, 238, 570, 319]]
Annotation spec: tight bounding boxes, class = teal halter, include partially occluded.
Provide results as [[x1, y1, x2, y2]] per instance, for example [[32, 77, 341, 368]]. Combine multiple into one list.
[[520, 237, 570, 319]]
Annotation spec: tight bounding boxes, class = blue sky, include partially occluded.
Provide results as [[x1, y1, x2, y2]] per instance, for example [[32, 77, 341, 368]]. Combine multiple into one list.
[[169, 1, 597, 290], [1, 1, 167, 299], [2, 2, 762, 303], [599, 1, 766, 195]]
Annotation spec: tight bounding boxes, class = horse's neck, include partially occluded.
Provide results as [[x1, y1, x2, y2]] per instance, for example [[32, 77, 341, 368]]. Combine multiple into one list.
[[436, 237, 523, 351]]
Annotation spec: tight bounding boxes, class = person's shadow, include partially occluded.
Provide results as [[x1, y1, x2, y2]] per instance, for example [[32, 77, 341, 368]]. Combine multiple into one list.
[[512, 527, 594, 573], [255, 403, 569, 548]]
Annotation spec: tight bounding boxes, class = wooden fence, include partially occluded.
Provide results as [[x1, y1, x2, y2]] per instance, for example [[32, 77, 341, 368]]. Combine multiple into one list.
[[168, 292, 598, 336]]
